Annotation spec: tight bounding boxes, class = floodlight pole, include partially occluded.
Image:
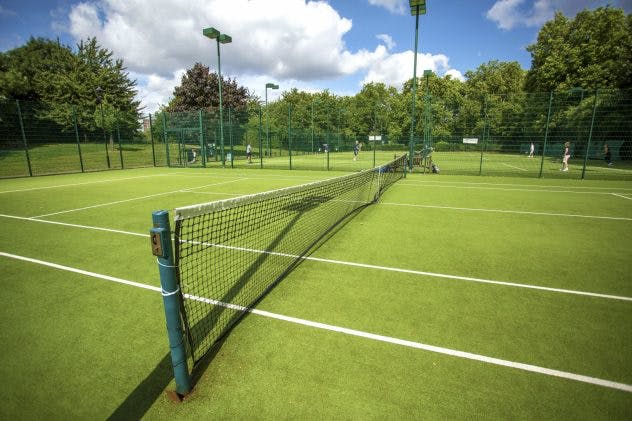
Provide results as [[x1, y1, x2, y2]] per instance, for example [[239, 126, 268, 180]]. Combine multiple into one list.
[[409, 6, 420, 170], [216, 39, 225, 166], [265, 83, 278, 158], [203, 27, 232, 167]]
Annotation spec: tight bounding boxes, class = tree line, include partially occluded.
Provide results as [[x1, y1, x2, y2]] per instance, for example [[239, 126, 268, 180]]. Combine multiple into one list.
[[1, 7, 630, 150]]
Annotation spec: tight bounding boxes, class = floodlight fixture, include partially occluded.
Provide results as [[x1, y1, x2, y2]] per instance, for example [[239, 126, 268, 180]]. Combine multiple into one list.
[[409, 0, 426, 16], [203, 27, 220, 39], [218, 34, 232, 44]]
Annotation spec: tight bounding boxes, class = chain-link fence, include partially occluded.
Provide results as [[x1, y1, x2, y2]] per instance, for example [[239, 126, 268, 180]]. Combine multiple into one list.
[[2, 90, 631, 179]]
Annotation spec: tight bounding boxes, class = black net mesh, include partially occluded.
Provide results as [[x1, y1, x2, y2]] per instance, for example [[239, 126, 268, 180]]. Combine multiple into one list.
[[174, 154, 407, 363]]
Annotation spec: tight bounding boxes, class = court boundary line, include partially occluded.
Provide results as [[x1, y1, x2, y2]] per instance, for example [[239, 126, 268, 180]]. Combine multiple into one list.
[[381, 202, 632, 221], [612, 193, 632, 201], [1, 251, 630, 394], [501, 163, 528, 171], [403, 179, 632, 192], [401, 182, 630, 196], [0, 174, 172, 195], [1, 212, 630, 302], [30, 179, 245, 219]]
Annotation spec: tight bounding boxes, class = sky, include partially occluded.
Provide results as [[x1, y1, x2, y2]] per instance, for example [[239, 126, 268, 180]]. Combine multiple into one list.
[[1, 0, 630, 113]]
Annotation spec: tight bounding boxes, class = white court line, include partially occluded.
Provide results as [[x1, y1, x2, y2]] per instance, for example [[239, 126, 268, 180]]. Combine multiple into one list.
[[612, 193, 632, 201], [501, 163, 528, 171], [381, 202, 632, 221], [2, 212, 630, 302], [404, 179, 632, 192], [1, 251, 630, 394], [401, 183, 624, 196], [31, 179, 244, 219], [0, 174, 170, 194]]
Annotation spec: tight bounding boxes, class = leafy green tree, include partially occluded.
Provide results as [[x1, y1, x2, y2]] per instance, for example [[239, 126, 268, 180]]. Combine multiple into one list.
[[168, 62, 251, 112], [0, 37, 141, 138], [526, 7, 632, 92]]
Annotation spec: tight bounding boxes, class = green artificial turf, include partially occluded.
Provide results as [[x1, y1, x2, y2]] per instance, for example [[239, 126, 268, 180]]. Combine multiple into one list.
[[0, 167, 630, 419]]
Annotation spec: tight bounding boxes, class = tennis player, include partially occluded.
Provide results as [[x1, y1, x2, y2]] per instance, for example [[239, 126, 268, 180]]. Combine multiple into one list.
[[561, 141, 570, 171], [353, 141, 361, 161]]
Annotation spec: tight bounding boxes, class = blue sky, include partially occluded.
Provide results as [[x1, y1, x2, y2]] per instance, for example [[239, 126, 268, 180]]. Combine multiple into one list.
[[1, 0, 630, 113]]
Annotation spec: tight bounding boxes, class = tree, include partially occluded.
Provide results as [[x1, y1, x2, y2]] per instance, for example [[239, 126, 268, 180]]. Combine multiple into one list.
[[168, 62, 251, 112], [0, 37, 141, 137], [525, 7, 632, 92]]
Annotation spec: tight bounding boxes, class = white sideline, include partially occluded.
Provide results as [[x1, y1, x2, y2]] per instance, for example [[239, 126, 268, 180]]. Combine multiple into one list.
[[612, 193, 632, 201], [31, 179, 244, 218], [1, 212, 630, 302], [0, 174, 170, 194], [1, 251, 631, 394], [381, 202, 632, 221], [403, 179, 632, 191]]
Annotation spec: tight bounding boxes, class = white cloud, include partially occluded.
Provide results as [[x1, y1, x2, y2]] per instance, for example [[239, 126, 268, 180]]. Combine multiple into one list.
[[486, 0, 616, 30], [360, 51, 460, 87], [376, 34, 396, 50], [68, 0, 385, 80], [367, 0, 406, 14], [64, 0, 461, 113]]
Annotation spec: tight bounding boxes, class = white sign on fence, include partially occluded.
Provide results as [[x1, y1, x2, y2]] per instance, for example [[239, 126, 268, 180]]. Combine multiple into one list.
[[463, 138, 479, 144], [368, 135, 382, 141]]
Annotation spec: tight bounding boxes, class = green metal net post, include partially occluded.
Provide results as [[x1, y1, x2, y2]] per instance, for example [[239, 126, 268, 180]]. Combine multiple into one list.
[[150, 210, 192, 397]]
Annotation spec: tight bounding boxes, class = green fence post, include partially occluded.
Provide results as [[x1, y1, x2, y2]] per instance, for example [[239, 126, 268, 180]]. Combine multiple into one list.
[[72, 106, 85, 173], [479, 97, 488, 176], [199, 110, 206, 168], [15, 100, 33, 177], [258, 105, 263, 169], [581, 90, 599, 180], [116, 113, 124, 169], [149, 114, 157, 167], [163, 113, 171, 167], [150, 210, 192, 398], [539, 91, 554, 178], [373, 137, 376, 168], [228, 108, 234, 168], [288, 104, 293, 170]]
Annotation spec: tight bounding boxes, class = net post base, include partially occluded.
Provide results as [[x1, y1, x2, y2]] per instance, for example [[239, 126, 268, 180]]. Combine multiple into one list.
[[165, 389, 190, 403]]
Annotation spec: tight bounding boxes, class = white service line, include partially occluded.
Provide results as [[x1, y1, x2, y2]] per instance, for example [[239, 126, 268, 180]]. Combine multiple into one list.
[[381, 202, 632, 221], [403, 179, 632, 192], [401, 183, 623, 195], [1, 251, 630, 394], [1, 212, 630, 302], [501, 163, 528, 171], [612, 193, 632, 201], [0, 174, 170, 194], [30, 179, 244, 218]]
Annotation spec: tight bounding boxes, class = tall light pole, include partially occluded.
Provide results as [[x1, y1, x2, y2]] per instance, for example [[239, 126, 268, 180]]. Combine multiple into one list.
[[408, 0, 427, 169], [203, 27, 232, 166], [265, 82, 279, 157]]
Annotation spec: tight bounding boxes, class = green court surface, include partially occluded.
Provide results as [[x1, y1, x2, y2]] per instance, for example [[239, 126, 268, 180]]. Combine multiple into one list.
[[0, 167, 630, 419]]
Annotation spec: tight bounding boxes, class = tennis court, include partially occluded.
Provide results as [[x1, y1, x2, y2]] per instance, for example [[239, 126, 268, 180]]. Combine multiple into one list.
[[0, 165, 630, 419]]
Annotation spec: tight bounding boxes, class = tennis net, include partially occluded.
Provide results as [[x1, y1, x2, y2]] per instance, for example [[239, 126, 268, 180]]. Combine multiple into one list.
[[173, 154, 407, 363]]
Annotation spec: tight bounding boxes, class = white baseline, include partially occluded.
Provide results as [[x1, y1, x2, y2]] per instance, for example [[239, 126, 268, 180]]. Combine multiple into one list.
[[1, 251, 630, 394]]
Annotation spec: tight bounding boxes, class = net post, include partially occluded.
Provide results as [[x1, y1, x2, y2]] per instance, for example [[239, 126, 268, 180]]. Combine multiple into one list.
[[150, 210, 192, 398]]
